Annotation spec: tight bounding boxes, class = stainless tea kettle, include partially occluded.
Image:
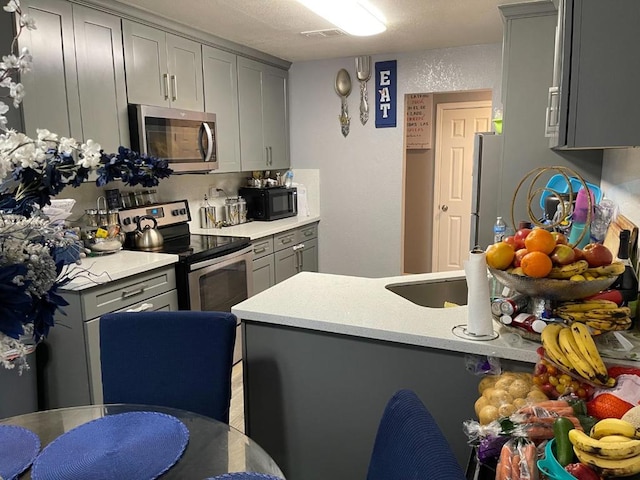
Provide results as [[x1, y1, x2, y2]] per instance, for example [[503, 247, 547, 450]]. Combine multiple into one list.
[[134, 215, 164, 251]]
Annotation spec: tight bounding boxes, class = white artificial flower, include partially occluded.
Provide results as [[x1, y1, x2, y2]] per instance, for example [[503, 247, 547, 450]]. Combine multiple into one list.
[[0, 77, 11, 88], [3, 0, 19, 13], [79, 139, 102, 168], [2, 54, 18, 69], [57, 136, 77, 154], [18, 47, 32, 72], [36, 128, 57, 142], [0, 101, 8, 115], [19, 12, 35, 30], [9, 82, 24, 108]]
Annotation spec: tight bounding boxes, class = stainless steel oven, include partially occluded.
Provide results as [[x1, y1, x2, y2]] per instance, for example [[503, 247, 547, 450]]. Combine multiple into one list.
[[120, 200, 252, 363]]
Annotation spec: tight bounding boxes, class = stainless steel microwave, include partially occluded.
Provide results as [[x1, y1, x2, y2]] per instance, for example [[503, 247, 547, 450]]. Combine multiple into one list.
[[128, 104, 218, 173]]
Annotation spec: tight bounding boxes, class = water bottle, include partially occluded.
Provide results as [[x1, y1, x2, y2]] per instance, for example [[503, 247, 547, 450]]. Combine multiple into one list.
[[493, 216, 507, 243]]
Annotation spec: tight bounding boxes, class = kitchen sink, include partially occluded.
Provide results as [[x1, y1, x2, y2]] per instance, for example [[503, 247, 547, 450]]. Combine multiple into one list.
[[385, 278, 467, 308]]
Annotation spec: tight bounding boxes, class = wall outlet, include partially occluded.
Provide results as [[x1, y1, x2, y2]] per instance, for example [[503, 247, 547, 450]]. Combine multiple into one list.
[[208, 186, 220, 198]]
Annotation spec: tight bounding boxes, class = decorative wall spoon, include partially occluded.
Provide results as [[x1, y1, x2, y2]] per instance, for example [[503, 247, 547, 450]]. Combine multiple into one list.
[[335, 68, 352, 137]]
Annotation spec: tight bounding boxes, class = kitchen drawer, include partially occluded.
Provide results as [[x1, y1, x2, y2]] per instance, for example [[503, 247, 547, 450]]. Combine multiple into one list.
[[252, 236, 274, 259], [274, 229, 297, 252], [297, 223, 317, 242], [80, 266, 176, 320]]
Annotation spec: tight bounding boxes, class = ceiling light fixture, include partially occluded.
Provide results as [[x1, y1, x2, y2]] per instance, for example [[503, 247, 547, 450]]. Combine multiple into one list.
[[296, 0, 387, 37]]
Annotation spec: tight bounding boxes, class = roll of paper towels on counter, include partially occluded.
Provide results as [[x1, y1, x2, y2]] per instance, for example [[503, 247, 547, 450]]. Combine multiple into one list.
[[464, 249, 494, 337]]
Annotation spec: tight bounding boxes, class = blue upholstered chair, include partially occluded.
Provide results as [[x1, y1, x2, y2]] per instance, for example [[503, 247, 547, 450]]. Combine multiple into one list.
[[205, 474, 283, 480], [99, 310, 236, 423], [366, 389, 466, 480]]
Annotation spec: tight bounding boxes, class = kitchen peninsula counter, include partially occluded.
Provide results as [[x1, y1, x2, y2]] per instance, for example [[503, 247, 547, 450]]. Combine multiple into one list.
[[232, 270, 638, 480]]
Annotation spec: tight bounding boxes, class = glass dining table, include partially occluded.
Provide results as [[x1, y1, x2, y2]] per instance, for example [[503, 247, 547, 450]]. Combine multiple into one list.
[[0, 403, 285, 479]]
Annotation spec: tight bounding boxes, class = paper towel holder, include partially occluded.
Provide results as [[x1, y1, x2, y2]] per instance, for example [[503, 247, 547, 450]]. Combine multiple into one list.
[[451, 324, 499, 341]]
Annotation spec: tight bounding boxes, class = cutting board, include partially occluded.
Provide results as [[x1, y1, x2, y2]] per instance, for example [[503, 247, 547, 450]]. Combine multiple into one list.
[[603, 213, 638, 267]]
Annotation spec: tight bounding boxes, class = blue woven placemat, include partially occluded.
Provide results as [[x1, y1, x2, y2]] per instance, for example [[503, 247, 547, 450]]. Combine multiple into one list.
[[0, 424, 41, 480], [31, 411, 189, 480]]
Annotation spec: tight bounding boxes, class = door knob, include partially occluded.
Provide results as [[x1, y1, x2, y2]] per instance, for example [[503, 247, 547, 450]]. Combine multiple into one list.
[[441, 205, 449, 212]]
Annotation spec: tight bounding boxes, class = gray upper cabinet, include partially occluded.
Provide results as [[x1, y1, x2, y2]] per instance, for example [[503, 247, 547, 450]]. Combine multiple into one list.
[[238, 57, 289, 171], [19, 0, 81, 139], [203, 45, 241, 172], [548, 0, 640, 149], [123, 20, 204, 112], [73, 6, 128, 153], [18, 0, 127, 151]]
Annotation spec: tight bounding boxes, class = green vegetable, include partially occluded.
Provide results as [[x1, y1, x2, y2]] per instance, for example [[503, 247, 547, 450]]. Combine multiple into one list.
[[553, 417, 575, 467], [569, 398, 587, 416]]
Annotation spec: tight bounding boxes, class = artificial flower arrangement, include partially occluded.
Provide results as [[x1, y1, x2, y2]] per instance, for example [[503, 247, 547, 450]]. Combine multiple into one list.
[[0, 0, 173, 370]]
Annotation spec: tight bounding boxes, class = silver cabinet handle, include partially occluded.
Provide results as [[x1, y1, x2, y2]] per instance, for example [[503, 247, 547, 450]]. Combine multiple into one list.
[[126, 302, 154, 312], [198, 122, 214, 162], [269, 146, 273, 165], [545, 86, 559, 137], [162, 74, 169, 100], [121, 283, 148, 298], [171, 74, 177, 101], [280, 237, 293, 245], [254, 246, 267, 254]]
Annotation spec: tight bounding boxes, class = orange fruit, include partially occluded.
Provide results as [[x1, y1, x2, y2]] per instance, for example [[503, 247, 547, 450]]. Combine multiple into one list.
[[520, 251, 553, 278], [485, 241, 515, 270], [524, 228, 556, 255]]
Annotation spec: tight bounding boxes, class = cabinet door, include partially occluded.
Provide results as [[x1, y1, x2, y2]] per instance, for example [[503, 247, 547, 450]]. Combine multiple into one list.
[[300, 237, 318, 273], [237, 57, 267, 171], [203, 45, 241, 172], [19, 0, 81, 139], [73, 6, 128, 153], [262, 65, 289, 169], [166, 34, 204, 111], [274, 246, 298, 283], [85, 289, 179, 404], [252, 255, 275, 295], [122, 20, 169, 107]]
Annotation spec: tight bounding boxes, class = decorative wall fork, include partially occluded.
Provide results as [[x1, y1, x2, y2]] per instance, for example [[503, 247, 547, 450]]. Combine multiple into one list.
[[356, 55, 372, 125]]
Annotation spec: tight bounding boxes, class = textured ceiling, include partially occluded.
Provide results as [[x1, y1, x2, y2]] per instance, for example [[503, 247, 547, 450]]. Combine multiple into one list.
[[113, 0, 535, 62]]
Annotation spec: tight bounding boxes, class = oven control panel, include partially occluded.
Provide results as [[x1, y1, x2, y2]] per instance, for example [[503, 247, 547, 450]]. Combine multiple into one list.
[[119, 199, 191, 234]]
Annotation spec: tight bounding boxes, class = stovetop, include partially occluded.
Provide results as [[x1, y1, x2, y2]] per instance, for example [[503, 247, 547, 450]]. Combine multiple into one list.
[[158, 233, 251, 264]]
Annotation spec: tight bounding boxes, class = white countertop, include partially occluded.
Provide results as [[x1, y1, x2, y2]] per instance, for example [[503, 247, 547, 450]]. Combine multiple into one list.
[[232, 270, 544, 364], [232, 270, 640, 367], [190, 214, 320, 240], [61, 250, 179, 291]]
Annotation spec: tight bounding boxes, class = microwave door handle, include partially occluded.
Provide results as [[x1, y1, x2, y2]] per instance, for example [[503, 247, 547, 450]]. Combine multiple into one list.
[[198, 122, 214, 162]]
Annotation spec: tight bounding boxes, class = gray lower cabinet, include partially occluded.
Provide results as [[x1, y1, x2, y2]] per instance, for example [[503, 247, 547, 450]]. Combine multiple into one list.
[[203, 45, 241, 172], [237, 57, 289, 171], [38, 266, 178, 409], [251, 237, 275, 295], [251, 223, 318, 293], [122, 20, 204, 111], [17, 0, 128, 151]]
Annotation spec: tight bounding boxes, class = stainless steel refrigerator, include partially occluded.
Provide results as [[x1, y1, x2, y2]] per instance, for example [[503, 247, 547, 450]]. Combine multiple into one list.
[[470, 132, 503, 250]]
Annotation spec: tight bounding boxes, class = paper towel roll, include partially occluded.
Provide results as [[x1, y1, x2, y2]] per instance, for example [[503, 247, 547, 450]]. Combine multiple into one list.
[[464, 249, 494, 336]]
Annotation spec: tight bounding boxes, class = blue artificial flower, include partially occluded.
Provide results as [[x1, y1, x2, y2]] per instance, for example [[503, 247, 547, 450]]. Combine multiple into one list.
[[0, 264, 33, 339], [28, 286, 68, 343]]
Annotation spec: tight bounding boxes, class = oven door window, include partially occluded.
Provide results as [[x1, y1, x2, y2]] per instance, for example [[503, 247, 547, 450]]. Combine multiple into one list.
[[193, 260, 248, 312]]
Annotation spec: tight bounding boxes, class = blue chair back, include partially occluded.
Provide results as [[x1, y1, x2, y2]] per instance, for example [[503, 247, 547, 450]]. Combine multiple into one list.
[[99, 310, 236, 423], [366, 389, 466, 480], [205, 474, 283, 480]]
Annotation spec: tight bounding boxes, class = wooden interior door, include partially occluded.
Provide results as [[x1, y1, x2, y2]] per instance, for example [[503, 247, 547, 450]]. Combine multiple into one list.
[[432, 102, 491, 272]]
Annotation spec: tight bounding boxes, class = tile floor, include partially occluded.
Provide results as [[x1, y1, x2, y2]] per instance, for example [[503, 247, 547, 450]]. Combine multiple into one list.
[[230, 361, 244, 433]]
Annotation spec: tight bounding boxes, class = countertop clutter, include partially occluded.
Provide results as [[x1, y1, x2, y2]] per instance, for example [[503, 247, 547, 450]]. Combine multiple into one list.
[[190, 214, 321, 240]]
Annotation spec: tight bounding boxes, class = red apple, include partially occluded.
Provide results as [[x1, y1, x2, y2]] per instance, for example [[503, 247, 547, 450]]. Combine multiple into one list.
[[550, 244, 576, 265], [582, 243, 613, 267], [551, 232, 568, 245], [573, 247, 585, 262], [504, 236, 517, 249], [514, 228, 532, 249], [512, 248, 529, 267]]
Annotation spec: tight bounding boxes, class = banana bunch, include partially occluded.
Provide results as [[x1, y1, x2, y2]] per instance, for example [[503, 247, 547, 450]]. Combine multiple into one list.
[[569, 418, 640, 477], [547, 260, 589, 279], [584, 261, 626, 278], [555, 299, 633, 334], [540, 323, 614, 387]]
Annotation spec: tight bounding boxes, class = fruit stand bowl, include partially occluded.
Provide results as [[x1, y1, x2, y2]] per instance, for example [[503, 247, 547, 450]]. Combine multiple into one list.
[[488, 267, 617, 301]]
